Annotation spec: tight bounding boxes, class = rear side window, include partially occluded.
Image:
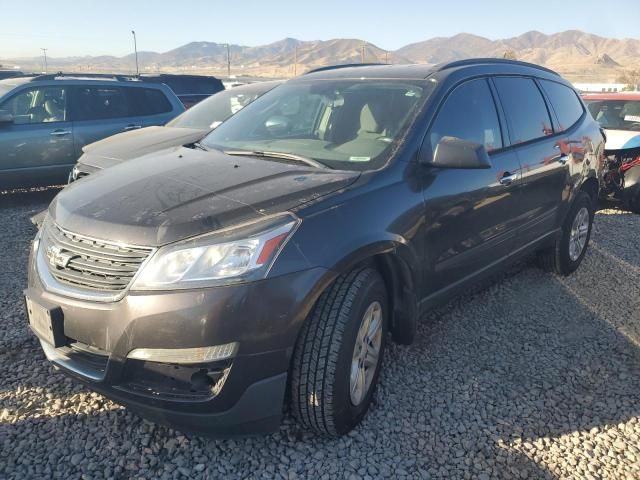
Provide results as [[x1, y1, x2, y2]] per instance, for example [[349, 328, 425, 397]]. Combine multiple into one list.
[[429, 78, 503, 153], [128, 88, 172, 116], [72, 87, 130, 121], [539, 80, 584, 131], [493, 77, 553, 144]]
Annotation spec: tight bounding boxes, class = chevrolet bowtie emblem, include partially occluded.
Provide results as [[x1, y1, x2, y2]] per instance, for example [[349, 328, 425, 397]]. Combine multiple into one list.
[[46, 245, 74, 269]]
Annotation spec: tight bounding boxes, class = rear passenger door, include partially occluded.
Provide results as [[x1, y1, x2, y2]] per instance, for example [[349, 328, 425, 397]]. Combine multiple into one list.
[[423, 78, 526, 293], [492, 77, 569, 245], [69, 85, 142, 158]]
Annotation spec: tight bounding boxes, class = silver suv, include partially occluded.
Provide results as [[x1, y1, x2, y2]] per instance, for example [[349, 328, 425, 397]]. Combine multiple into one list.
[[0, 73, 184, 189]]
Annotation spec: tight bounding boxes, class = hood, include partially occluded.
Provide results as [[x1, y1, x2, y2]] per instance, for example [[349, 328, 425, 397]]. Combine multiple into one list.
[[603, 129, 640, 151], [80, 126, 208, 168], [52, 147, 359, 246]]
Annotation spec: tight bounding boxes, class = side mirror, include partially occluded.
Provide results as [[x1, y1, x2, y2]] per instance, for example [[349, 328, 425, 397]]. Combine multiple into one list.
[[265, 115, 290, 136], [430, 136, 492, 169], [0, 110, 14, 125]]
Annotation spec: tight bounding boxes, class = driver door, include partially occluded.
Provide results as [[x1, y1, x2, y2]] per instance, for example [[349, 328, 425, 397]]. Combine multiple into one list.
[[421, 78, 527, 295], [0, 85, 74, 187]]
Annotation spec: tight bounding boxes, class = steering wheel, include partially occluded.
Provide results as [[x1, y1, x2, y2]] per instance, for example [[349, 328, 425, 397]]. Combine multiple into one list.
[[629, 122, 640, 131]]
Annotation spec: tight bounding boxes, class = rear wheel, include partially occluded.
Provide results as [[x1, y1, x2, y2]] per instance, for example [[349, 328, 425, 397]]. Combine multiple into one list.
[[290, 267, 387, 436], [538, 191, 594, 275]]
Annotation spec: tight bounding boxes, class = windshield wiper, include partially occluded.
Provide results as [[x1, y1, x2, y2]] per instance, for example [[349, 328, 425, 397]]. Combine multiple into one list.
[[223, 150, 329, 169], [189, 141, 209, 151]]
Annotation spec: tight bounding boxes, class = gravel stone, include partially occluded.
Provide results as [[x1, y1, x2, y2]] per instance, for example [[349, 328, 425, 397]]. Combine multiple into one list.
[[2, 191, 640, 479]]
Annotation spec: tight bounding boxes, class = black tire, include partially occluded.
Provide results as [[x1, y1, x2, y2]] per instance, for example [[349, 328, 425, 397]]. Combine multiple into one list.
[[538, 191, 594, 275], [290, 267, 387, 436], [625, 184, 640, 214]]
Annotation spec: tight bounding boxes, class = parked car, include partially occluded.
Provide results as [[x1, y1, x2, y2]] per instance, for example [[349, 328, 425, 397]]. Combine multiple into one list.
[[0, 73, 184, 188], [582, 92, 640, 212], [25, 59, 602, 437], [68, 81, 282, 182], [0, 70, 24, 80], [140, 74, 224, 109]]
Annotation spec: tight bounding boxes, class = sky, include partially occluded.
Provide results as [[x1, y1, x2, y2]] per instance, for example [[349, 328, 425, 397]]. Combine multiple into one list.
[[0, 0, 639, 59]]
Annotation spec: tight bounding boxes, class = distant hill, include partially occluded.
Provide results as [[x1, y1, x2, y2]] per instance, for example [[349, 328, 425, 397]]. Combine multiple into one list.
[[4, 30, 639, 82]]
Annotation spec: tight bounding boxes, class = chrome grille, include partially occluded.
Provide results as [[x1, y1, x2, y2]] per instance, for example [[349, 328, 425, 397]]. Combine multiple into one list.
[[42, 223, 153, 293]]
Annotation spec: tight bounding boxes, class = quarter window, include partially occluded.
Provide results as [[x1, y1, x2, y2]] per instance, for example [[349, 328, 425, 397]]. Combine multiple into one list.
[[493, 77, 553, 144], [539, 80, 584, 132], [1, 87, 67, 124], [128, 88, 172, 116], [430, 78, 503, 154]]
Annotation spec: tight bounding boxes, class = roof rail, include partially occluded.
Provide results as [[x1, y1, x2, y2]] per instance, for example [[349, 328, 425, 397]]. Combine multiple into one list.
[[304, 63, 388, 75], [30, 72, 140, 82], [435, 58, 559, 76]]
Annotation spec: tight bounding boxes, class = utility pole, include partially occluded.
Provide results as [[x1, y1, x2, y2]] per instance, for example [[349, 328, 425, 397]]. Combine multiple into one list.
[[131, 30, 139, 76], [226, 43, 231, 77], [294, 45, 298, 76], [41, 48, 48, 73], [361, 44, 366, 64], [385, 51, 389, 64]]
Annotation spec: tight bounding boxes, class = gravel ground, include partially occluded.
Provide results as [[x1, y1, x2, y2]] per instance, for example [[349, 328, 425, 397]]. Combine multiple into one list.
[[1, 189, 640, 479]]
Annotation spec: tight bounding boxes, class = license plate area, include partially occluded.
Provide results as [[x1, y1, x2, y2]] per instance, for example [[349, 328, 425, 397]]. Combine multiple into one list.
[[25, 296, 66, 348]]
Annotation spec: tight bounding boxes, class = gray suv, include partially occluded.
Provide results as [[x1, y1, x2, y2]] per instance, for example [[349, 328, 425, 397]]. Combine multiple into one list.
[[0, 74, 184, 189]]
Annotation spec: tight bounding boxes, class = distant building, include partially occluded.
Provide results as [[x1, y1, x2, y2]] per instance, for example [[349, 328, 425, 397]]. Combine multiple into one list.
[[573, 82, 629, 93]]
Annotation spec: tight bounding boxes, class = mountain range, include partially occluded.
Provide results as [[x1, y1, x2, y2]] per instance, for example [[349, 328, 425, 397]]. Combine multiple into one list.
[[3, 30, 639, 82]]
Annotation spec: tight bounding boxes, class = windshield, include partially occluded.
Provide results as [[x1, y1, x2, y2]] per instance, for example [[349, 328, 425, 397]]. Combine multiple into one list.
[[585, 99, 640, 132], [167, 83, 276, 130], [201, 79, 432, 170]]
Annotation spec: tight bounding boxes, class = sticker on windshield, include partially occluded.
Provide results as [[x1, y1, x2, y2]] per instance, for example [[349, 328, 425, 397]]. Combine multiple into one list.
[[624, 115, 640, 123], [349, 156, 371, 162]]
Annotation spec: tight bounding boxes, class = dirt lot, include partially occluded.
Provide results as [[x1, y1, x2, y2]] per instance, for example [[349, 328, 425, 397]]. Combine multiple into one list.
[[1, 189, 639, 479]]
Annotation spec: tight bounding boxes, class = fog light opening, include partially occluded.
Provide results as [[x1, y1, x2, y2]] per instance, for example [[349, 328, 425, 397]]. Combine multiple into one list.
[[190, 369, 216, 392]]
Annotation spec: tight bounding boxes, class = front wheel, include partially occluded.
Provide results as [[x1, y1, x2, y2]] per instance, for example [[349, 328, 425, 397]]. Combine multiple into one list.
[[538, 191, 594, 275], [290, 267, 387, 436]]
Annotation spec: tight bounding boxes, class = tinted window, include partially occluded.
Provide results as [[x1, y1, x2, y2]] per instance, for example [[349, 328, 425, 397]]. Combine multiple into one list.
[[72, 87, 130, 120], [430, 78, 502, 153], [540, 80, 584, 131], [494, 77, 553, 144], [1, 86, 67, 124], [128, 88, 172, 116]]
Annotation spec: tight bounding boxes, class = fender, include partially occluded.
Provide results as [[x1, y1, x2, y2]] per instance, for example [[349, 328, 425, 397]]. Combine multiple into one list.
[[328, 235, 420, 345]]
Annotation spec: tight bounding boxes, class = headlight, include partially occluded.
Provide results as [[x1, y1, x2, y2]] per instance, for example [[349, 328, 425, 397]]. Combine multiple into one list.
[[132, 213, 300, 290]]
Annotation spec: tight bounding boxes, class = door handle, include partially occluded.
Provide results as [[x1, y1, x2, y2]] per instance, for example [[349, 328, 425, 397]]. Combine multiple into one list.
[[50, 129, 71, 136], [499, 172, 518, 186], [123, 124, 142, 131]]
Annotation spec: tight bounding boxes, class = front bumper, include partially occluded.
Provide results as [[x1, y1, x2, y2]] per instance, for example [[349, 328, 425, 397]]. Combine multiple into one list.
[[26, 258, 328, 435]]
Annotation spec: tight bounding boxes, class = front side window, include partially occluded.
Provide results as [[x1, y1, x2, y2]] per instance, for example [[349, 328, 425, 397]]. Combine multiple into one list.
[[585, 99, 640, 132], [201, 79, 433, 171], [0, 86, 67, 124], [539, 80, 584, 132], [429, 78, 503, 154], [494, 77, 553, 144], [72, 86, 130, 121]]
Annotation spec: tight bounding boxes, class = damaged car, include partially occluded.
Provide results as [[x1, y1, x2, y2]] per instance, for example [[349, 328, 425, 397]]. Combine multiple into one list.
[[25, 60, 601, 436], [583, 93, 640, 212]]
